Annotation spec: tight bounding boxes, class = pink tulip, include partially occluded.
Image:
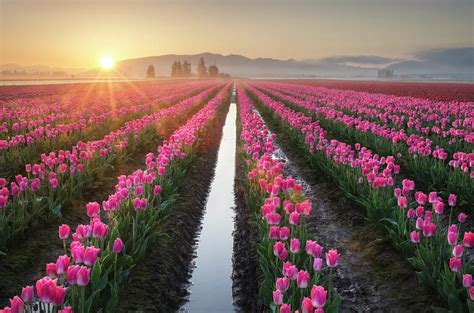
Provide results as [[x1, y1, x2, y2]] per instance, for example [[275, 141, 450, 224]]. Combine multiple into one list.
[[428, 192, 438, 204], [306, 240, 323, 258], [273, 290, 283, 305], [36, 276, 57, 303], [276, 277, 290, 293], [58, 224, 70, 240], [325, 249, 340, 267], [422, 223, 436, 237], [55, 255, 70, 274], [71, 244, 84, 263], [59, 307, 73, 313], [434, 201, 444, 214], [9, 296, 24, 313], [52, 286, 67, 306], [453, 245, 464, 257], [407, 208, 415, 219], [77, 266, 91, 286], [67, 265, 80, 285], [279, 227, 290, 240], [86, 202, 100, 218], [290, 238, 300, 253], [286, 265, 298, 280], [458, 213, 468, 223], [297, 270, 310, 288], [313, 257, 323, 271], [463, 232, 474, 248], [311, 285, 327, 308], [289, 211, 300, 225], [21, 286, 33, 303], [46, 263, 58, 278], [280, 304, 291, 313], [410, 231, 420, 243], [153, 185, 161, 195], [301, 297, 313, 313], [83, 246, 100, 266], [269, 226, 280, 240], [448, 194, 457, 207], [397, 196, 408, 209], [447, 232, 457, 246], [463, 274, 472, 288], [449, 257, 462, 272], [113, 238, 124, 253], [92, 221, 108, 238]]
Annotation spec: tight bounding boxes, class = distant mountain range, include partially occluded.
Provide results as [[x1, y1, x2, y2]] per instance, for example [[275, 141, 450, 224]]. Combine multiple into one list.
[[2, 48, 473, 79]]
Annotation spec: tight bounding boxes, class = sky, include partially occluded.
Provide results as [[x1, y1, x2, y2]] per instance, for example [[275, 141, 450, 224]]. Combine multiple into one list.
[[0, 0, 473, 68]]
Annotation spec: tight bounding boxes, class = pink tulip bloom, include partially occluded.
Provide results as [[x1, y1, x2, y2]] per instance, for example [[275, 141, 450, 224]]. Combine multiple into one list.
[[289, 211, 300, 225], [92, 221, 108, 238], [9, 296, 24, 313], [458, 213, 468, 223], [394, 188, 402, 198], [279, 227, 290, 240], [290, 238, 300, 253], [434, 201, 444, 214], [449, 257, 462, 272], [59, 306, 73, 313], [58, 224, 70, 240], [55, 255, 70, 275], [153, 185, 161, 195], [301, 297, 313, 313], [306, 240, 323, 258], [470, 287, 474, 301], [422, 223, 436, 237], [71, 244, 85, 264], [448, 194, 457, 207], [273, 290, 283, 305], [453, 245, 464, 258], [113, 238, 124, 253], [311, 285, 327, 308], [86, 202, 100, 218], [83, 246, 100, 266], [276, 277, 290, 293], [36, 276, 57, 303], [280, 303, 291, 313], [464, 232, 474, 248], [286, 265, 298, 280], [447, 232, 457, 246], [428, 192, 438, 204], [67, 265, 80, 285], [269, 226, 280, 240], [77, 266, 91, 286], [415, 192, 427, 205], [325, 249, 340, 267], [463, 274, 472, 288], [52, 286, 67, 307], [415, 218, 424, 230], [407, 208, 415, 219], [21, 286, 33, 303], [46, 263, 58, 278], [297, 270, 310, 288], [410, 231, 420, 243], [273, 241, 286, 258], [397, 196, 408, 209], [313, 257, 323, 271]]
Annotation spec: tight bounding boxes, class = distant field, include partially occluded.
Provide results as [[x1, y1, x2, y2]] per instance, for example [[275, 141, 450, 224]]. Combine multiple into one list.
[[280, 79, 474, 101]]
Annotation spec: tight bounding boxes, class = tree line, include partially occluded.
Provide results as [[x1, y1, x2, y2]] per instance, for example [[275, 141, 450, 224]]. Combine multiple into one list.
[[145, 57, 230, 78]]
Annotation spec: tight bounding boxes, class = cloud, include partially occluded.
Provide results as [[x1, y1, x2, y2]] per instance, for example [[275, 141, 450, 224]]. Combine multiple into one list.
[[317, 55, 401, 66], [415, 47, 474, 68]]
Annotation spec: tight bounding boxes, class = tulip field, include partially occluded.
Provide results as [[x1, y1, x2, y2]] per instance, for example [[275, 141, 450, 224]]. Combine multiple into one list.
[[0, 79, 472, 313]]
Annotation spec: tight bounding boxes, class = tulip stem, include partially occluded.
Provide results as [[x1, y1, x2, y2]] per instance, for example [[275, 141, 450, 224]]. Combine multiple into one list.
[[81, 286, 85, 313], [63, 239, 67, 255]]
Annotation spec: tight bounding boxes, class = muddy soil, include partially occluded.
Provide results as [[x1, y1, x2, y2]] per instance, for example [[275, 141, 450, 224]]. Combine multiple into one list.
[[231, 112, 264, 313], [116, 100, 231, 312], [254, 104, 443, 312]]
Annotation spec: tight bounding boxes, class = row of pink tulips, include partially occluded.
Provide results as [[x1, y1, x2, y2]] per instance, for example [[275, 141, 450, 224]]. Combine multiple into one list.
[[252, 82, 474, 214], [0, 82, 208, 149], [0, 83, 222, 249], [0, 84, 231, 313], [259, 81, 473, 147], [237, 84, 341, 313], [244, 82, 473, 312], [255, 81, 473, 176]]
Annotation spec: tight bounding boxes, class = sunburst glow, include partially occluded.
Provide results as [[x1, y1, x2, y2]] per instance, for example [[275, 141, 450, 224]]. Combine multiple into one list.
[[100, 56, 115, 69]]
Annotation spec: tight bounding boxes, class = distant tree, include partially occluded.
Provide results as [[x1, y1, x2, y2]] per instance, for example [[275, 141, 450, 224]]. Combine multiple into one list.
[[176, 61, 183, 77], [182, 60, 192, 77], [208, 65, 219, 77], [218, 72, 231, 78], [146, 64, 155, 78], [171, 61, 178, 77], [196, 57, 207, 78]]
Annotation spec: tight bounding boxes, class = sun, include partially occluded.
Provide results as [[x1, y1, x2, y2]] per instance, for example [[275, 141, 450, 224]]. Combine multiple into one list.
[[100, 56, 115, 69]]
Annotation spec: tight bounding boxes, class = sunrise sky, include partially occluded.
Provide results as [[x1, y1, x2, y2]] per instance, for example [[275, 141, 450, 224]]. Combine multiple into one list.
[[1, 0, 472, 68]]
